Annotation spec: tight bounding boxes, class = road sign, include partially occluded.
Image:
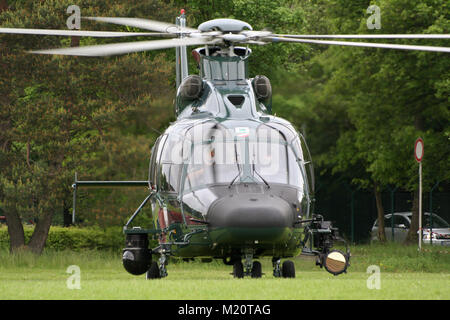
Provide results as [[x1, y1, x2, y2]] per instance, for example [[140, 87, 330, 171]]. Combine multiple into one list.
[[415, 138, 424, 163], [415, 138, 424, 250]]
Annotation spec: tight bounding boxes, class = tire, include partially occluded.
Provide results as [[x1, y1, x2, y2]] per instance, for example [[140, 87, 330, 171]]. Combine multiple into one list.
[[233, 261, 244, 278], [251, 261, 262, 278], [146, 261, 161, 279], [282, 260, 295, 278]]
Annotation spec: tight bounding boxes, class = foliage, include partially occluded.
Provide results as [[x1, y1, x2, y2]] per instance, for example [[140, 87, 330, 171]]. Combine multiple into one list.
[[273, 0, 449, 227], [0, 225, 125, 251], [0, 0, 175, 252]]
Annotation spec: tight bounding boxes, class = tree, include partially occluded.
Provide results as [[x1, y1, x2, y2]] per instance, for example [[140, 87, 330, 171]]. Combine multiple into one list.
[[0, 0, 175, 254], [332, 0, 450, 244], [0, 0, 7, 12], [272, 0, 449, 243]]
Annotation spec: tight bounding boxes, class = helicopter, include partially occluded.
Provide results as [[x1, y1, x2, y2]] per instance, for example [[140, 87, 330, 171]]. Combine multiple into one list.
[[1, 9, 449, 279]]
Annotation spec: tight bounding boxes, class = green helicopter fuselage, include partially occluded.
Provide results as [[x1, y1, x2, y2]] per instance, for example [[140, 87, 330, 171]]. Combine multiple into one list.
[[127, 46, 315, 263]]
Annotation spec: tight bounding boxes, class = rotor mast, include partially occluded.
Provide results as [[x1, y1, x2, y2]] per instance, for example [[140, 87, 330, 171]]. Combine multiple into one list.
[[175, 9, 189, 89]]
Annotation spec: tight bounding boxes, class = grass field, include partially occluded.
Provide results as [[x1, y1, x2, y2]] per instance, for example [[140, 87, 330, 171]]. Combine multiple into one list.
[[0, 244, 449, 300]]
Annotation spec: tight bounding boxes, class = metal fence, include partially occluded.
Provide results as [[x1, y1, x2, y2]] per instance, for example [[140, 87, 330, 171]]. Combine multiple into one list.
[[314, 180, 449, 244]]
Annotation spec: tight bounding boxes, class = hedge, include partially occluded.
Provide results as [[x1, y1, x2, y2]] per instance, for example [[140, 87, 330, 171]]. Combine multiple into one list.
[[0, 226, 125, 251]]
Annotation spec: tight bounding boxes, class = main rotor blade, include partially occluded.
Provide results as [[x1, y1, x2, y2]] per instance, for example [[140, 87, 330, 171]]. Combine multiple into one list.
[[84, 17, 198, 34], [0, 27, 172, 38], [268, 37, 450, 53], [30, 37, 215, 56], [273, 34, 450, 39]]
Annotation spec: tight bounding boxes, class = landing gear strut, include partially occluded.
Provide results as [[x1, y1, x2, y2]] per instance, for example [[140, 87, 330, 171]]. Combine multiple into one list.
[[146, 245, 169, 279], [272, 257, 281, 277], [231, 250, 262, 278]]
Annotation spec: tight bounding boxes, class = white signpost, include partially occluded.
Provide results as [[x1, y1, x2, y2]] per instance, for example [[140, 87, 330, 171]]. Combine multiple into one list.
[[414, 138, 424, 250]]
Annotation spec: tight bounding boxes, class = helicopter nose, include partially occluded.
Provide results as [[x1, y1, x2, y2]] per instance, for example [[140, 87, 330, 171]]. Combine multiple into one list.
[[207, 193, 293, 229]]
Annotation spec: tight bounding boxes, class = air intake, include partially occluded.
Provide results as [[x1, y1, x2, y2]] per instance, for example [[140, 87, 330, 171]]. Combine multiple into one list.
[[227, 95, 245, 107], [252, 75, 272, 102], [179, 75, 203, 100]]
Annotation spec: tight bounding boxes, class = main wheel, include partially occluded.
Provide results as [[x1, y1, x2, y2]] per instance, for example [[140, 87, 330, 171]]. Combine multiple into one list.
[[251, 261, 262, 278], [282, 260, 295, 278], [233, 261, 244, 278], [146, 261, 161, 279]]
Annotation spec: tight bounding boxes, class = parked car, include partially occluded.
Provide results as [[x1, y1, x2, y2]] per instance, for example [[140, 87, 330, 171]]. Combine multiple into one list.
[[0, 215, 6, 224], [371, 212, 450, 246]]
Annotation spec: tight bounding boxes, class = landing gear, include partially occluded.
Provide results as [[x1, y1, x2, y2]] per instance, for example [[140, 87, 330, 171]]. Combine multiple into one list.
[[272, 257, 282, 277], [230, 253, 296, 278], [273, 257, 295, 278], [232, 260, 263, 278], [251, 261, 262, 278], [281, 260, 295, 278], [158, 253, 168, 278], [233, 261, 244, 278], [231, 250, 263, 278], [146, 261, 160, 279], [146, 246, 169, 280]]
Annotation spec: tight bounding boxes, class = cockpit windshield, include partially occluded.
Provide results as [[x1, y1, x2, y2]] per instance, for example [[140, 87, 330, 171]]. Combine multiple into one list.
[[182, 135, 306, 194]]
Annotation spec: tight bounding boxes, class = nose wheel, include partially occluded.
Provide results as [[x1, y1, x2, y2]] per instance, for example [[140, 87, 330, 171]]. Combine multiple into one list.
[[229, 251, 295, 278], [232, 260, 263, 278], [232, 251, 263, 278]]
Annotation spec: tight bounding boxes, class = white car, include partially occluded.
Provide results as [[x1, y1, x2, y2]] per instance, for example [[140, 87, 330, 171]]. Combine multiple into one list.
[[371, 212, 450, 246]]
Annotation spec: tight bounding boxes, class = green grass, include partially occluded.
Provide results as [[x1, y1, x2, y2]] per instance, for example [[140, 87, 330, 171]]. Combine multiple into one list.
[[0, 244, 449, 300]]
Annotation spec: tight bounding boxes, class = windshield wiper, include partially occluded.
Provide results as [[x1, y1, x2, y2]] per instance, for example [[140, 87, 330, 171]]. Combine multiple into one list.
[[228, 142, 242, 189], [228, 170, 241, 189], [252, 164, 270, 189]]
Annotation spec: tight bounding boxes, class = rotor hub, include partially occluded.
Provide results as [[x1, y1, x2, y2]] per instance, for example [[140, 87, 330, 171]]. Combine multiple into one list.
[[198, 19, 252, 33]]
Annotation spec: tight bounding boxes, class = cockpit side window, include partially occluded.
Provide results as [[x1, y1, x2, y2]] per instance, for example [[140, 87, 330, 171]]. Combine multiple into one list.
[[183, 141, 240, 191], [158, 134, 184, 193], [299, 134, 314, 195], [149, 136, 164, 189]]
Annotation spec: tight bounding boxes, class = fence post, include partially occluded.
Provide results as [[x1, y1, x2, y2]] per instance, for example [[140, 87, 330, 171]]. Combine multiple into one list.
[[351, 190, 356, 244], [429, 181, 440, 245], [313, 181, 322, 216], [387, 186, 398, 241], [342, 182, 356, 244]]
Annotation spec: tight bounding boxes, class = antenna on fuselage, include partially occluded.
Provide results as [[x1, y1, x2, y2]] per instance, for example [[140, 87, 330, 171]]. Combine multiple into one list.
[[175, 9, 189, 89]]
